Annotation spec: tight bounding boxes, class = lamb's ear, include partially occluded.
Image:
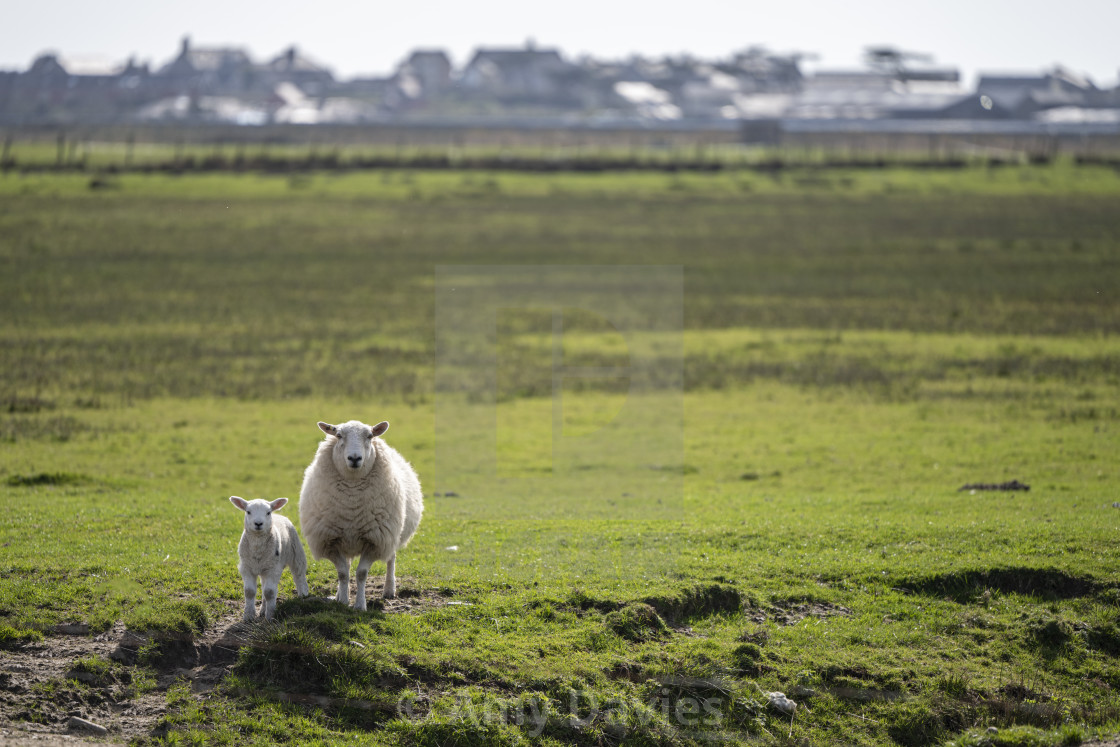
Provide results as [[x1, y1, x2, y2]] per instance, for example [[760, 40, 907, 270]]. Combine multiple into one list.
[[229, 496, 249, 511], [371, 421, 389, 438], [270, 497, 288, 511], [318, 421, 338, 436]]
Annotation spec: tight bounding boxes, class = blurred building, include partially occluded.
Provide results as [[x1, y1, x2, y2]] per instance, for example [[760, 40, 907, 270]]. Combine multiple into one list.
[[460, 43, 577, 105], [0, 36, 1117, 146], [159, 36, 254, 95]]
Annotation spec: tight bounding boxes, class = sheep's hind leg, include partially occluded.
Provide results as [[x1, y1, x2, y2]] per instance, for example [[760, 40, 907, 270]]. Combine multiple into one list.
[[290, 548, 310, 597], [383, 553, 397, 600], [354, 551, 376, 611]]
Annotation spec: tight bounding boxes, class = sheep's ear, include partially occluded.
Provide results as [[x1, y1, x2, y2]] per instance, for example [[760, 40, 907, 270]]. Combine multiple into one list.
[[270, 497, 288, 511], [371, 421, 389, 438], [229, 496, 249, 511], [318, 421, 338, 436]]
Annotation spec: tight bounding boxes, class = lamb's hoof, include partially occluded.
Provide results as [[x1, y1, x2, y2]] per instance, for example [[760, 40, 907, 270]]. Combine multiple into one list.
[[354, 601, 367, 612]]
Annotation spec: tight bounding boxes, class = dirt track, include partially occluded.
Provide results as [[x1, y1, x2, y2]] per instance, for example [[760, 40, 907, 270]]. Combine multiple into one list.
[[0, 583, 448, 744], [0, 601, 249, 744]]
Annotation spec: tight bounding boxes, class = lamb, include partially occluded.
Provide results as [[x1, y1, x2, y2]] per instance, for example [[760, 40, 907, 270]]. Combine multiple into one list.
[[298, 419, 423, 610], [228, 496, 310, 621]]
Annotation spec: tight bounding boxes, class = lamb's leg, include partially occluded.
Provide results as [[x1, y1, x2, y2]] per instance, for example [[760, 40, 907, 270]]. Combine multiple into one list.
[[241, 572, 258, 622], [290, 547, 310, 597], [383, 553, 397, 600], [261, 569, 282, 620], [328, 552, 350, 606], [354, 551, 376, 611]]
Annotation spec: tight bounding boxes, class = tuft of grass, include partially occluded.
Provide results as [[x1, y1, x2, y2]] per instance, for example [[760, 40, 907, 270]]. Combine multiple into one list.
[[643, 583, 743, 623], [67, 653, 155, 698], [605, 603, 669, 643], [946, 723, 1099, 746], [1027, 616, 1075, 650], [5, 471, 90, 487], [0, 624, 44, 649], [234, 623, 407, 695], [124, 598, 208, 637], [70, 653, 113, 680]]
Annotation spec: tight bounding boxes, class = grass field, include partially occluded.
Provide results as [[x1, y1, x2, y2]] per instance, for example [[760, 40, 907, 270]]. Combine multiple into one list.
[[1, 162, 1120, 746], [3, 137, 1077, 172]]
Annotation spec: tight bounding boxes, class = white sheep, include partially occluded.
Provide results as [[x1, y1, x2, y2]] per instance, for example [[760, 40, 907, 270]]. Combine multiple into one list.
[[229, 496, 310, 621], [298, 419, 423, 610]]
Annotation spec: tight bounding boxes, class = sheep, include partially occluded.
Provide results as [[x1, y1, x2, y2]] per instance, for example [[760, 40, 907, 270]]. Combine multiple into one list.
[[229, 496, 310, 621], [298, 419, 423, 610]]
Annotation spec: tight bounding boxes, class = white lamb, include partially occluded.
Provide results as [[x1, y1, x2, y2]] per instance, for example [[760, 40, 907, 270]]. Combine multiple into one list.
[[229, 496, 310, 621], [298, 419, 423, 610]]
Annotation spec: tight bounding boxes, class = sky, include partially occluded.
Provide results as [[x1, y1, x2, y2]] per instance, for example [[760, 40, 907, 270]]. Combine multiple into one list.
[[2, 0, 1118, 88]]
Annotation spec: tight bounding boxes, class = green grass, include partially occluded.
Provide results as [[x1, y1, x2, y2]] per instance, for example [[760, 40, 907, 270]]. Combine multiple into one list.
[[1, 162, 1119, 745]]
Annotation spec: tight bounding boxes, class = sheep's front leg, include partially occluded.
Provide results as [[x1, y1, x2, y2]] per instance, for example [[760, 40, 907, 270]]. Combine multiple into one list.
[[354, 551, 376, 611], [383, 553, 397, 600], [241, 571, 258, 622], [329, 553, 350, 606], [261, 569, 283, 620]]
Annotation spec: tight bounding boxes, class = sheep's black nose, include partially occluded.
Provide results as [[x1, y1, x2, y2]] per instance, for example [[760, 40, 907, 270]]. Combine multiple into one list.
[[254, 522, 263, 529], [348, 456, 362, 467]]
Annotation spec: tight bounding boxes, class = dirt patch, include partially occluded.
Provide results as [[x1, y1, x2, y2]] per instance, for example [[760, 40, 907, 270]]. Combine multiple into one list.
[[0, 581, 452, 743], [744, 599, 851, 627], [0, 729, 104, 746], [367, 580, 453, 615], [0, 601, 245, 744]]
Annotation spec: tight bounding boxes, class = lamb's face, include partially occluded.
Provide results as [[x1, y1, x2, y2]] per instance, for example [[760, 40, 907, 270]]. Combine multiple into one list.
[[318, 419, 390, 476], [230, 496, 288, 534]]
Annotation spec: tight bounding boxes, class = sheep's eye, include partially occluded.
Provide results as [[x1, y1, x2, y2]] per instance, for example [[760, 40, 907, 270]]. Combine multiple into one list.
[[266, 511, 271, 515]]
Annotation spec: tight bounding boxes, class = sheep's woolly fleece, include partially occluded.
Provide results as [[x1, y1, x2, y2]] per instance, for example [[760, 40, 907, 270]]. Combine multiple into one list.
[[298, 419, 423, 606], [299, 421, 422, 563], [229, 496, 309, 620]]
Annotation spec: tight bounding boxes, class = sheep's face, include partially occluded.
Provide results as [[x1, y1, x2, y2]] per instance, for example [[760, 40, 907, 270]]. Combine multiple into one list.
[[319, 420, 390, 477], [230, 496, 288, 535]]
